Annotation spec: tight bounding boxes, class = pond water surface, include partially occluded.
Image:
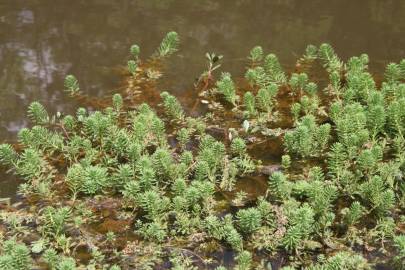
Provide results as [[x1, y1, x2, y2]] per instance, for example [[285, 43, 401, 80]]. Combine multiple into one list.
[[0, 0, 404, 198]]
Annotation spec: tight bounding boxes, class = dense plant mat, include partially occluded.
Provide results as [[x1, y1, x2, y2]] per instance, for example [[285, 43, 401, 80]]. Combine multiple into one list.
[[0, 32, 404, 269]]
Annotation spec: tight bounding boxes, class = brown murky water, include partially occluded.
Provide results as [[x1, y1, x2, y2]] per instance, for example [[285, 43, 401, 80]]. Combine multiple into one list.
[[0, 0, 404, 198]]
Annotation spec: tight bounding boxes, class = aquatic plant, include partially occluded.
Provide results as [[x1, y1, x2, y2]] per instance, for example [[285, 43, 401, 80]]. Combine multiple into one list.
[[27, 101, 50, 125], [130, 44, 140, 60], [263, 53, 287, 85], [0, 240, 31, 270], [55, 257, 77, 270], [306, 251, 370, 270], [196, 52, 223, 89], [281, 154, 291, 170], [0, 143, 17, 166], [284, 115, 331, 157], [127, 60, 137, 76], [392, 234, 405, 269], [289, 72, 308, 94], [300, 44, 318, 62], [318, 43, 343, 73], [248, 46, 263, 64], [40, 206, 71, 236], [256, 83, 278, 114], [64, 75, 80, 96], [243, 91, 256, 116], [236, 207, 262, 234], [342, 201, 364, 226], [235, 250, 252, 270], [160, 91, 185, 120], [156, 31, 180, 58], [0, 33, 404, 269], [216, 72, 239, 106]]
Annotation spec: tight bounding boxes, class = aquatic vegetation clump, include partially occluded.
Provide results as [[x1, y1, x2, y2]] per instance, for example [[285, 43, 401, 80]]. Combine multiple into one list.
[[284, 115, 331, 157], [0, 32, 404, 269], [0, 240, 32, 270]]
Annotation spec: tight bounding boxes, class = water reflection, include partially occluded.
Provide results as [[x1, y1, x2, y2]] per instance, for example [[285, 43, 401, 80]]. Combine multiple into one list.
[[0, 0, 404, 197]]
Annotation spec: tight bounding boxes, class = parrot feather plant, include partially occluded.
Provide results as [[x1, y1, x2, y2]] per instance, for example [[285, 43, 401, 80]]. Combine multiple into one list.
[[0, 32, 404, 269]]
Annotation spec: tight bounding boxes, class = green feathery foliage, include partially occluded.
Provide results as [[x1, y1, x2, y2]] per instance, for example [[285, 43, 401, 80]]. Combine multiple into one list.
[[64, 75, 80, 95], [15, 148, 51, 181], [0, 144, 17, 166], [263, 53, 287, 85], [235, 250, 253, 270], [0, 36, 404, 269], [224, 224, 243, 250], [216, 72, 239, 106], [291, 102, 301, 123], [231, 137, 247, 157], [385, 63, 402, 84], [359, 176, 395, 216], [306, 252, 370, 270], [204, 215, 225, 240], [289, 72, 308, 94], [243, 91, 256, 116], [160, 91, 185, 120], [282, 204, 315, 252], [284, 115, 330, 157], [302, 44, 318, 61], [42, 248, 58, 268], [41, 206, 71, 236], [281, 154, 291, 170], [268, 171, 291, 200], [130, 44, 140, 60], [82, 165, 109, 195], [127, 60, 137, 76], [112, 93, 123, 111], [342, 201, 364, 226], [236, 208, 263, 234], [157, 31, 179, 57], [245, 66, 269, 88], [318, 43, 343, 73], [0, 240, 31, 270], [249, 46, 263, 63], [256, 83, 278, 113], [392, 234, 405, 269], [55, 257, 77, 270], [27, 101, 49, 124], [305, 82, 318, 96], [177, 128, 191, 149]]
